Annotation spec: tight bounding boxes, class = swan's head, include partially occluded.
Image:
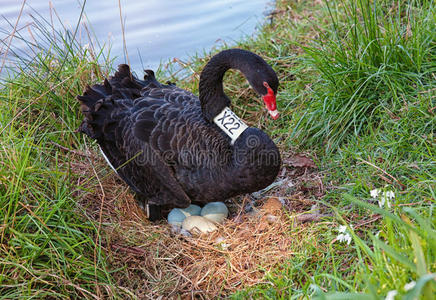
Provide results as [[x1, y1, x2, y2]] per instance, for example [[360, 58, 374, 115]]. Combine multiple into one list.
[[199, 48, 280, 121], [245, 61, 279, 120]]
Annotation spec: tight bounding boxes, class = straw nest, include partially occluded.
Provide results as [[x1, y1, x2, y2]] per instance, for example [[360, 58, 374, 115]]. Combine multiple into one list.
[[70, 150, 323, 299]]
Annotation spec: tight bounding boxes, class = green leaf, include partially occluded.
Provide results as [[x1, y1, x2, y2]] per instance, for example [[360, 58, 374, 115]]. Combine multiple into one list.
[[313, 292, 375, 300], [403, 273, 436, 300], [403, 207, 436, 250], [409, 229, 428, 277], [372, 236, 417, 272]]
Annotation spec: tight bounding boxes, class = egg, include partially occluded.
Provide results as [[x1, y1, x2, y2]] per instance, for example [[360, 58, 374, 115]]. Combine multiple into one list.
[[182, 216, 217, 234], [201, 202, 228, 224], [167, 204, 202, 226], [183, 204, 201, 216]]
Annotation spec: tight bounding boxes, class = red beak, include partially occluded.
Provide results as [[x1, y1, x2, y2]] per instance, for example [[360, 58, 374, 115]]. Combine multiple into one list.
[[262, 82, 279, 120]]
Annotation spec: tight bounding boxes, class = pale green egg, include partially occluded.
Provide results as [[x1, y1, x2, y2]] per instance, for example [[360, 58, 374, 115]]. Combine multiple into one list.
[[168, 204, 202, 226], [183, 204, 201, 216], [201, 202, 228, 224]]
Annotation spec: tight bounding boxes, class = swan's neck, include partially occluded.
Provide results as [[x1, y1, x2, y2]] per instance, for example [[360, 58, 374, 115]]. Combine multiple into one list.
[[199, 49, 253, 122]]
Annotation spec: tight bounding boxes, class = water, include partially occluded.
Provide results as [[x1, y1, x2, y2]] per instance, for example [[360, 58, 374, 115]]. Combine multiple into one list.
[[1, 0, 272, 73]]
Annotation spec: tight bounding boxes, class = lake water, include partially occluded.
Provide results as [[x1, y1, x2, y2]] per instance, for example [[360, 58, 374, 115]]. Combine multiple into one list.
[[1, 0, 272, 73]]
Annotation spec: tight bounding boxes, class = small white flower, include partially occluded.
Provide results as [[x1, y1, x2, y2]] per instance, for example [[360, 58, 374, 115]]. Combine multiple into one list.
[[372, 187, 395, 208], [385, 290, 398, 300], [336, 225, 353, 244], [370, 188, 381, 198], [385, 190, 395, 199], [338, 225, 347, 233], [380, 190, 395, 208], [404, 281, 416, 291], [379, 196, 386, 208], [83, 43, 90, 51], [336, 233, 352, 245]]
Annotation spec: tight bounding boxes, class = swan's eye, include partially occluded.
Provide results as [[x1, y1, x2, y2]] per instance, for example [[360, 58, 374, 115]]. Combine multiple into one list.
[[262, 82, 275, 98]]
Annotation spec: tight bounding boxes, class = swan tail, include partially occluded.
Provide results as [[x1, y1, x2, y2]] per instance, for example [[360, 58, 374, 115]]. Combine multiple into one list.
[[77, 64, 158, 139]]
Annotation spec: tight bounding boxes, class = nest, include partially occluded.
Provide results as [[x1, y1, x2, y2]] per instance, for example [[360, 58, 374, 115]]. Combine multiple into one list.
[[67, 148, 323, 299], [96, 194, 296, 298]]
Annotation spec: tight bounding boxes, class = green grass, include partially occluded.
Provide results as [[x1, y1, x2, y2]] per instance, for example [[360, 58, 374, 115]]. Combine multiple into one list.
[[230, 0, 435, 298], [294, 0, 436, 151], [1, 0, 435, 298], [0, 9, 127, 299]]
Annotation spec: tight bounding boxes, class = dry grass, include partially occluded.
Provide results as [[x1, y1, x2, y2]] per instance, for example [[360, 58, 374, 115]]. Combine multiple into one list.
[[68, 146, 324, 299]]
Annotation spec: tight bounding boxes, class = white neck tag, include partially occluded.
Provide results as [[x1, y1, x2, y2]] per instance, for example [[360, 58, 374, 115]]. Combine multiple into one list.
[[213, 107, 248, 145]]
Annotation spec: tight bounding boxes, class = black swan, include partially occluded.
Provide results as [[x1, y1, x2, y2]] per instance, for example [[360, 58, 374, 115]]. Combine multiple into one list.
[[77, 49, 281, 220]]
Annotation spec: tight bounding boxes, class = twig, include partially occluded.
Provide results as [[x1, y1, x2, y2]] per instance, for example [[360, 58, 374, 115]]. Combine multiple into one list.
[[357, 157, 406, 190], [50, 141, 94, 158], [47, 274, 99, 299], [0, 0, 27, 74], [111, 244, 146, 256], [378, 173, 393, 185], [396, 201, 427, 207], [355, 215, 383, 228], [117, 0, 130, 67]]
